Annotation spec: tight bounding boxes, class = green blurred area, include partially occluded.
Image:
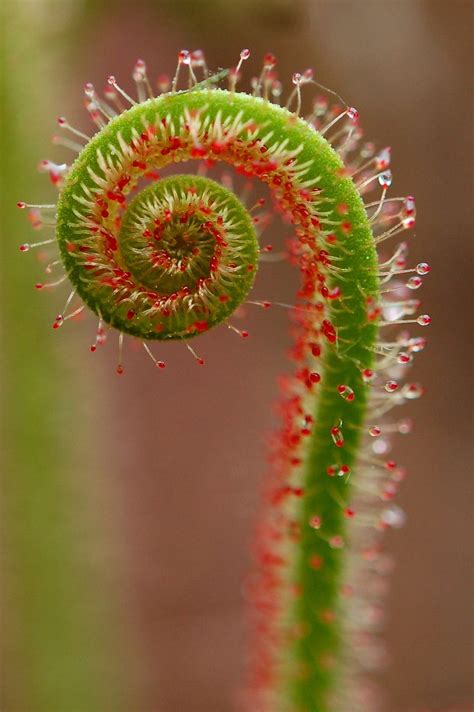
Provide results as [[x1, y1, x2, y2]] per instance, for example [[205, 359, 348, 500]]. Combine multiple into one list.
[[1, 3, 128, 710]]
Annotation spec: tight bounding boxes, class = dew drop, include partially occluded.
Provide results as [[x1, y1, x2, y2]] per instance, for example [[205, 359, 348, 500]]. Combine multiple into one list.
[[398, 418, 413, 434], [381, 482, 398, 501], [378, 170, 392, 188], [263, 53, 276, 69], [384, 380, 399, 393], [362, 368, 375, 383], [408, 336, 426, 353], [375, 147, 391, 169], [271, 80, 283, 98], [402, 382, 424, 400], [322, 319, 336, 343], [337, 384, 355, 401], [381, 505, 406, 529], [407, 276, 422, 290], [157, 74, 170, 92], [397, 351, 412, 364], [416, 262, 431, 275], [416, 314, 431, 326], [331, 423, 344, 448], [403, 195, 416, 214], [373, 438, 389, 455]]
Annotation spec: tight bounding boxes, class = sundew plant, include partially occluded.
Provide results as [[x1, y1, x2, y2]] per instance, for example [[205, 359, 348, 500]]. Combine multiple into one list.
[[18, 50, 430, 711]]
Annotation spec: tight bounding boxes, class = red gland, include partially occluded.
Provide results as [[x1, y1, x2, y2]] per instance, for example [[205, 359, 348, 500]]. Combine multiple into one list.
[[309, 555, 323, 570], [322, 319, 337, 343]]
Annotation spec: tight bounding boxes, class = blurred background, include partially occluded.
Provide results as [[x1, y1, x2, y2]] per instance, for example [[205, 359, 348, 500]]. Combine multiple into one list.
[[1, 1, 472, 711]]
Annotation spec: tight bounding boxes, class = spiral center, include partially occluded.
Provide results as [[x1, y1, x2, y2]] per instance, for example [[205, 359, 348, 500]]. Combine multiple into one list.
[[114, 175, 259, 339]]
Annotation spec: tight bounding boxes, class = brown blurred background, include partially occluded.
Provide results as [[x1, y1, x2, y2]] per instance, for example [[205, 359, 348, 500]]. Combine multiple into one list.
[[1, 1, 472, 711]]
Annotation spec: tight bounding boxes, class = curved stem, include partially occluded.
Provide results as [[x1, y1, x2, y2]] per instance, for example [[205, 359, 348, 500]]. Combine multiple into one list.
[[46, 89, 380, 709]]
